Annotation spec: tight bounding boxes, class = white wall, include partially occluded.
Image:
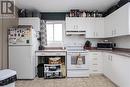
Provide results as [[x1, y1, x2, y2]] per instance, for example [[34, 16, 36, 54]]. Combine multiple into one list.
[[2, 18, 18, 69], [64, 35, 103, 47], [46, 21, 104, 48], [0, 19, 2, 69], [62, 21, 103, 47], [64, 34, 130, 49], [108, 35, 130, 49], [0, 18, 18, 69], [0, 7, 18, 69]]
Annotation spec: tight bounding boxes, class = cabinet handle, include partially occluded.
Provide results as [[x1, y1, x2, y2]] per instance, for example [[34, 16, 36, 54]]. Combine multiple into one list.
[[112, 29, 116, 36], [112, 30, 114, 36], [111, 56, 112, 61], [96, 32, 98, 36], [108, 55, 111, 61], [109, 56, 112, 61], [74, 25, 75, 29], [74, 25, 78, 29], [93, 53, 97, 55], [93, 58, 97, 60], [108, 55, 110, 60], [93, 64, 98, 65], [93, 70, 98, 72], [76, 25, 78, 29], [93, 32, 95, 36], [114, 29, 116, 35]]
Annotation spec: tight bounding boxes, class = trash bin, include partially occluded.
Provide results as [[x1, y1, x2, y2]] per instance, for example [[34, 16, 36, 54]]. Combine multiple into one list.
[[37, 63, 44, 77], [0, 69, 17, 87]]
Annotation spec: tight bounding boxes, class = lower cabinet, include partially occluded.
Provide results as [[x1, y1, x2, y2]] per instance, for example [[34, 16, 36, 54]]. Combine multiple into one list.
[[89, 51, 130, 87], [103, 53, 114, 81], [103, 52, 130, 87], [89, 52, 103, 74]]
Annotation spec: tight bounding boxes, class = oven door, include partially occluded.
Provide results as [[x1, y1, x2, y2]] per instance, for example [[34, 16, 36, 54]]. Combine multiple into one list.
[[67, 52, 89, 70]]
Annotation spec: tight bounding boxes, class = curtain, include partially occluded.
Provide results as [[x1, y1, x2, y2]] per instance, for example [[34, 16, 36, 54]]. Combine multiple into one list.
[[40, 20, 47, 47]]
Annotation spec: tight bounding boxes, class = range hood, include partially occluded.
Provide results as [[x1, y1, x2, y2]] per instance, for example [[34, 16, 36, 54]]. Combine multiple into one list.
[[66, 30, 86, 35]]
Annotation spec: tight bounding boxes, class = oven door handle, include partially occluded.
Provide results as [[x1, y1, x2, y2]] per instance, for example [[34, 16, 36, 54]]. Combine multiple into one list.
[[67, 53, 78, 55]]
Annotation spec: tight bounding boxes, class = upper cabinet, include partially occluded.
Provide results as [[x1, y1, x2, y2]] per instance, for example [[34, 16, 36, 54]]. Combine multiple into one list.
[[66, 17, 104, 38], [66, 17, 86, 31], [19, 17, 40, 31], [104, 3, 130, 37], [86, 18, 104, 38], [104, 13, 114, 37], [66, 3, 130, 38]]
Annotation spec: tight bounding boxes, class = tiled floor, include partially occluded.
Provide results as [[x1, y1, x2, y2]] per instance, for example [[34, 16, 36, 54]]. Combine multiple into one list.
[[16, 75, 117, 87]]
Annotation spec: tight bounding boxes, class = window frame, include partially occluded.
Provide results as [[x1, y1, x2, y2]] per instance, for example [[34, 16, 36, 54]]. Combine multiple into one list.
[[46, 21, 64, 47]]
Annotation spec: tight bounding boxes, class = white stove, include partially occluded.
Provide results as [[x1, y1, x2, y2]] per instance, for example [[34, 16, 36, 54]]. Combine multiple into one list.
[[66, 46, 90, 77], [66, 46, 88, 52]]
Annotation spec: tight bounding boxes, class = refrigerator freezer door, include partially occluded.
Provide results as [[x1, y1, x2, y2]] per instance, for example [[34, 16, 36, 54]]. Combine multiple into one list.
[[9, 46, 35, 79], [8, 27, 32, 46]]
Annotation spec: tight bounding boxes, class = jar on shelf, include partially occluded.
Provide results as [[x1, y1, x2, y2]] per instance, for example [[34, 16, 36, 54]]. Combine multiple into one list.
[[86, 11, 91, 17], [82, 11, 86, 17]]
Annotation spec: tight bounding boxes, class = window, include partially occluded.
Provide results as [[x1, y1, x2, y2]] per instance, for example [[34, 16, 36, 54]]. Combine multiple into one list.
[[46, 22, 63, 42]]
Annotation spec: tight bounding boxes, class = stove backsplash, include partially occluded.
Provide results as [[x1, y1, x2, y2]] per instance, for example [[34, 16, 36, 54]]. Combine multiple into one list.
[[108, 35, 130, 49], [63, 35, 104, 47]]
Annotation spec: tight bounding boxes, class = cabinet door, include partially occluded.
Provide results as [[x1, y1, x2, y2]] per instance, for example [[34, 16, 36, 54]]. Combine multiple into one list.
[[104, 16, 110, 37], [77, 18, 86, 31], [66, 17, 78, 31], [105, 13, 115, 37], [105, 7, 120, 37], [103, 53, 119, 85], [103, 53, 130, 87], [112, 54, 130, 87], [95, 18, 104, 38], [86, 18, 95, 38], [86, 18, 104, 38], [103, 53, 112, 78], [114, 3, 129, 36], [105, 3, 130, 37], [66, 17, 86, 31]]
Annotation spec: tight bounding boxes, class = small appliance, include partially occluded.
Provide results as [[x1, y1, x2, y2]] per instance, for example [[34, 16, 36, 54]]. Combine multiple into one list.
[[97, 42, 116, 50]]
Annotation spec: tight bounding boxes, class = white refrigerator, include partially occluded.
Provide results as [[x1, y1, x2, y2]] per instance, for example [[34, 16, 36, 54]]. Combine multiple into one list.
[[8, 25, 38, 79]]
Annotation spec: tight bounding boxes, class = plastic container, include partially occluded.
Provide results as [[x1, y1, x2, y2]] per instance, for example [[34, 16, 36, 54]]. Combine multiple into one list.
[[37, 63, 44, 77], [0, 69, 17, 87]]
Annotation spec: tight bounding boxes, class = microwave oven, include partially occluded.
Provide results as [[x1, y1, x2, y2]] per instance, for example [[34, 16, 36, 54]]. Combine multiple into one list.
[[97, 42, 116, 50]]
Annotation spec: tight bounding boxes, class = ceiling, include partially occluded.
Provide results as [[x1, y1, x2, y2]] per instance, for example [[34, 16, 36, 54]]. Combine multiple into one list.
[[15, 0, 120, 12]]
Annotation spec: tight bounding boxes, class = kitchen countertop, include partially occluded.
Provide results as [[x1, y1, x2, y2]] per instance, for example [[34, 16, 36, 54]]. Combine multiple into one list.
[[36, 47, 130, 57], [88, 48, 130, 58], [107, 50, 130, 57], [36, 49, 67, 52], [36, 47, 67, 52]]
